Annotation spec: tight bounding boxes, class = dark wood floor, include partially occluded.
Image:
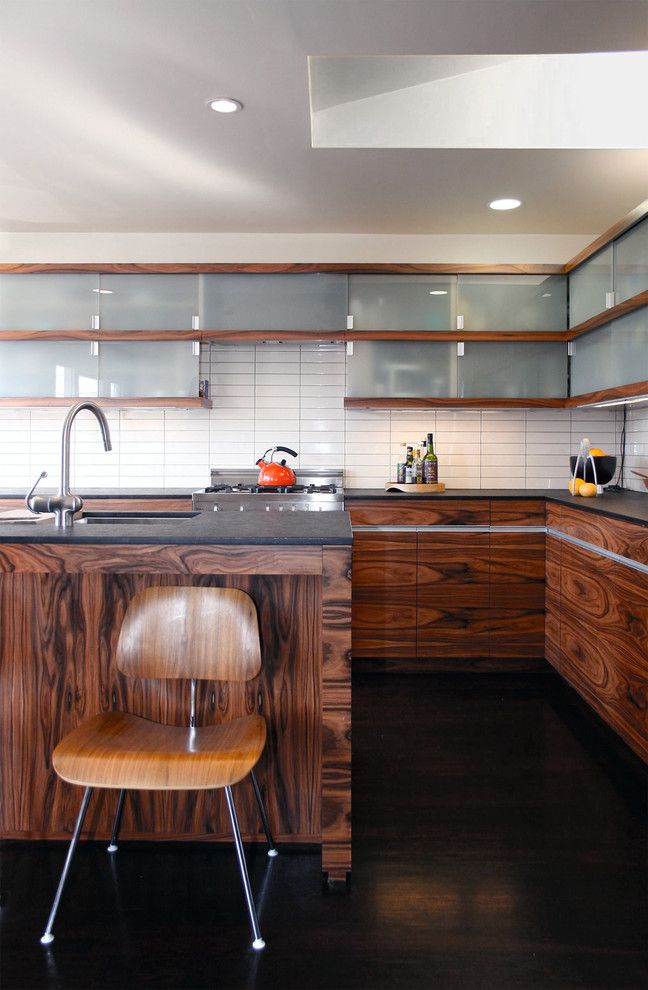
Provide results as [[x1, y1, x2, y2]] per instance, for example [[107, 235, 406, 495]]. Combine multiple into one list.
[[1, 671, 646, 990]]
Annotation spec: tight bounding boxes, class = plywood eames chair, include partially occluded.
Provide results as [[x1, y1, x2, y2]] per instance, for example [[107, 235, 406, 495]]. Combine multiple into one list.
[[40, 586, 277, 951]]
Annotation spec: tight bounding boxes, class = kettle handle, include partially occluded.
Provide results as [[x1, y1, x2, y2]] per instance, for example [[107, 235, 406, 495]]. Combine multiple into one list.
[[275, 446, 298, 458]]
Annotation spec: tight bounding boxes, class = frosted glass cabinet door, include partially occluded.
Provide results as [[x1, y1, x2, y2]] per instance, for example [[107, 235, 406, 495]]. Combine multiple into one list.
[[348, 275, 455, 330], [457, 275, 567, 331], [346, 341, 457, 397], [200, 274, 347, 330], [614, 217, 648, 305], [0, 341, 98, 396], [99, 274, 199, 330], [458, 342, 567, 398], [571, 312, 648, 395], [0, 273, 98, 330], [98, 341, 199, 397], [568, 245, 613, 327]]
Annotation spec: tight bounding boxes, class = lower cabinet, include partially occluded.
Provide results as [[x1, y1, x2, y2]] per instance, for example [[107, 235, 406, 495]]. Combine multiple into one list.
[[352, 530, 417, 658], [418, 531, 490, 658], [350, 500, 546, 664], [548, 536, 648, 762]]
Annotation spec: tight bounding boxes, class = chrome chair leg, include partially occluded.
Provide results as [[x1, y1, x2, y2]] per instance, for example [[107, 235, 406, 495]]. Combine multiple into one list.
[[40, 786, 93, 945], [250, 769, 278, 857], [224, 785, 265, 951], [107, 789, 126, 852]]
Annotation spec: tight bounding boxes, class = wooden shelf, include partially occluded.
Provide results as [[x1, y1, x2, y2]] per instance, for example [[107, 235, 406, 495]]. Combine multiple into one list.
[[346, 330, 568, 341], [344, 396, 567, 409], [564, 290, 648, 340], [0, 397, 212, 409], [566, 379, 648, 407], [0, 329, 200, 340]]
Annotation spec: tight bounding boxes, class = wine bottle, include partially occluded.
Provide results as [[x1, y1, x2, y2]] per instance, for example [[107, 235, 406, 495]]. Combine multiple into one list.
[[414, 448, 423, 484], [405, 445, 414, 483], [422, 432, 438, 484]]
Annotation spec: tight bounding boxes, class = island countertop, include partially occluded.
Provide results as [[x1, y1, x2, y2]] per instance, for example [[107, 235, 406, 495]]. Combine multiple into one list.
[[0, 510, 353, 545]]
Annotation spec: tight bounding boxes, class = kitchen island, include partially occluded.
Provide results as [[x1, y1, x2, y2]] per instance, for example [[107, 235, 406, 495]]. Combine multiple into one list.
[[0, 512, 353, 882]]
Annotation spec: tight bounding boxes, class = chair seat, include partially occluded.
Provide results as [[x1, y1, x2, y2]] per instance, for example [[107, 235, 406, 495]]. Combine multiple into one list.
[[52, 711, 267, 791]]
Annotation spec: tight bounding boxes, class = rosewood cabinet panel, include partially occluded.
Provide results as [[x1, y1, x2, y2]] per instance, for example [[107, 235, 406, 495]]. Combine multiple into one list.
[[418, 532, 490, 659], [490, 531, 546, 658], [547, 502, 648, 566], [347, 499, 489, 527], [490, 499, 545, 526], [352, 531, 416, 658], [557, 541, 648, 761]]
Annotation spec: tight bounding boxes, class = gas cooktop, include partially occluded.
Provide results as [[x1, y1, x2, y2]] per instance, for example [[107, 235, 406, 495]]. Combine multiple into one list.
[[193, 469, 344, 512]]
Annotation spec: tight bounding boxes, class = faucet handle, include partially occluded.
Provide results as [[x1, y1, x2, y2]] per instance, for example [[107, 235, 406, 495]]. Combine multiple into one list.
[[25, 471, 48, 513]]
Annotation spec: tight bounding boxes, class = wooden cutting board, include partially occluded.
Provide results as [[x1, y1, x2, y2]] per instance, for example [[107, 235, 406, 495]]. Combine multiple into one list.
[[384, 482, 446, 493]]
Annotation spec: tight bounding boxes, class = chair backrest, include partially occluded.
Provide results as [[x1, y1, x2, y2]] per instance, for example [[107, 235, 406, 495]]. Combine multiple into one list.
[[115, 587, 261, 682]]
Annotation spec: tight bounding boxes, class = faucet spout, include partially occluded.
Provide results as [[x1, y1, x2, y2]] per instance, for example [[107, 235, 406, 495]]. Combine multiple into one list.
[[27, 401, 113, 527], [60, 401, 112, 498]]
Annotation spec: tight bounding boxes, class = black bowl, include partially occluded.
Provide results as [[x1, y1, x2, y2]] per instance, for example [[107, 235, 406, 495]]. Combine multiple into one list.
[[569, 455, 617, 486]]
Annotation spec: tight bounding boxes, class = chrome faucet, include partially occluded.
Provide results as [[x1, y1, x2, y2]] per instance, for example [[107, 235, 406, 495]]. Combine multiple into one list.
[[26, 400, 112, 528]]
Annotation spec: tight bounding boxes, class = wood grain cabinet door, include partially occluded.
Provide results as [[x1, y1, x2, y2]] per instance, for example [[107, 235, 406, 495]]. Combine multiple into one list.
[[558, 541, 648, 761], [490, 531, 546, 659], [352, 530, 417, 658], [417, 531, 490, 659]]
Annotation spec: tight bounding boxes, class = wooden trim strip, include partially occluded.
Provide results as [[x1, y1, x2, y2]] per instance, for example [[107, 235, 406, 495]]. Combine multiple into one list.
[[346, 330, 569, 341], [0, 397, 211, 408], [563, 199, 648, 273], [566, 379, 648, 407], [201, 328, 346, 341], [0, 262, 564, 275], [344, 396, 567, 409], [564, 291, 648, 340], [0, 543, 324, 575], [0, 329, 200, 340]]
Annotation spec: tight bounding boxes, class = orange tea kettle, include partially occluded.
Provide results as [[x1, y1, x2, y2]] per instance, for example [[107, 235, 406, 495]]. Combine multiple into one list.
[[255, 446, 298, 487]]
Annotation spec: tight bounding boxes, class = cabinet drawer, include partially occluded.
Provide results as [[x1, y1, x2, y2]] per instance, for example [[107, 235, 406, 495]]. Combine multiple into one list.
[[347, 499, 489, 527], [547, 503, 648, 566], [490, 499, 546, 526]]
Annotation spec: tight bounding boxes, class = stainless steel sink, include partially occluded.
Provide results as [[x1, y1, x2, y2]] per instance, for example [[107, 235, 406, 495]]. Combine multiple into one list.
[[76, 511, 201, 525]]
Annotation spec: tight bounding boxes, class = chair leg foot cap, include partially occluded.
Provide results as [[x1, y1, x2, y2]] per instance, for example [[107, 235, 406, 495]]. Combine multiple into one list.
[[40, 933, 54, 945], [267, 848, 278, 858], [252, 938, 266, 951], [107, 844, 118, 853]]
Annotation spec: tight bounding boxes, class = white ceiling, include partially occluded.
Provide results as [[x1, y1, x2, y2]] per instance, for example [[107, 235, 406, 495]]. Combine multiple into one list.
[[2, 0, 648, 237]]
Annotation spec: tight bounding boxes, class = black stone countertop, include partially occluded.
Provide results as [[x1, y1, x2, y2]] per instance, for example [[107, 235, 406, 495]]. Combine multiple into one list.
[[0, 510, 353, 546], [0, 488, 196, 500], [344, 488, 648, 528]]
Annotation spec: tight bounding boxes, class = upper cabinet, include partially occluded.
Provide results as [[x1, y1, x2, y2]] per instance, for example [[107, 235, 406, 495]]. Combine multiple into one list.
[[348, 274, 454, 330], [346, 340, 458, 397], [348, 273, 567, 332], [200, 273, 348, 331], [98, 274, 199, 330], [571, 310, 648, 396], [457, 274, 567, 332], [0, 272, 99, 330], [458, 341, 567, 398], [613, 216, 648, 306], [568, 244, 613, 328]]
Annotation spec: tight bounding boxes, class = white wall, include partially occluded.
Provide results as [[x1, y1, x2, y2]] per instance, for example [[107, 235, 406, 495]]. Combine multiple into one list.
[[624, 405, 648, 493], [0, 341, 632, 493]]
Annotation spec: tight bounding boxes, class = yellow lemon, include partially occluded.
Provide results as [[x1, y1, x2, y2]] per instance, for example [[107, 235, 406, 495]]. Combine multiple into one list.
[[579, 482, 597, 497], [568, 477, 585, 495], [588, 447, 606, 456]]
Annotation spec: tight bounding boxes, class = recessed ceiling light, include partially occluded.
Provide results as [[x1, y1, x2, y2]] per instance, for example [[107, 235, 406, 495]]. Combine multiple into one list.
[[92, 288, 113, 294], [541, 292, 552, 298], [429, 290, 448, 296], [489, 198, 522, 211], [208, 97, 243, 114]]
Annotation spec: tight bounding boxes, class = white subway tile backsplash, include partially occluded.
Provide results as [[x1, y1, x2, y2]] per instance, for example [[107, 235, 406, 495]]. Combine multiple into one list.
[[1, 344, 636, 496]]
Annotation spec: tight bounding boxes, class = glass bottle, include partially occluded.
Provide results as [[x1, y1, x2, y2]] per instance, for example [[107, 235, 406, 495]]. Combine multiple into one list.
[[423, 432, 438, 484]]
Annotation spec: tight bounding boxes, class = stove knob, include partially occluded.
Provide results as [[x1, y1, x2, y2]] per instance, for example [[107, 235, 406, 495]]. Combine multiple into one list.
[[213, 505, 219, 512], [291, 505, 297, 511], [239, 505, 244, 511], [265, 505, 270, 511], [279, 505, 284, 511]]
